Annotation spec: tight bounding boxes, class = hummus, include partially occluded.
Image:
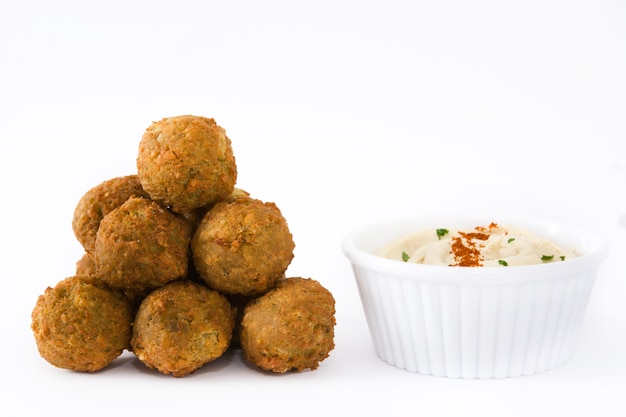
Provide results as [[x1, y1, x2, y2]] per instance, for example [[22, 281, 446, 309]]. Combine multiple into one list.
[[376, 222, 576, 267]]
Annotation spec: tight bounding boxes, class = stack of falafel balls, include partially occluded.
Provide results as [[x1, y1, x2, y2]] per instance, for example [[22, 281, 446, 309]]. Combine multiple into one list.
[[31, 115, 336, 377]]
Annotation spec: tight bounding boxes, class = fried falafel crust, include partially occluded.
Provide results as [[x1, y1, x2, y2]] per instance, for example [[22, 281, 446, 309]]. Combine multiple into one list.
[[72, 175, 148, 254], [131, 280, 235, 377], [191, 197, 295, 296], [137, 115, 237, 212], [94, 196, 191, 296], [240, 277, 336, 373], [31, 275, 133, 372], [75, 252, 96, 276]]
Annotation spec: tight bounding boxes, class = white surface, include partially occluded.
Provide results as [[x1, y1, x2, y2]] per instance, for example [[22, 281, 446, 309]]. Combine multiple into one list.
[[1, 1, 625, 416]]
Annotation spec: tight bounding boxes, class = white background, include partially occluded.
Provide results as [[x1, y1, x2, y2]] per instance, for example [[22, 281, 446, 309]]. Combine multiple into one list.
[[1, 1, 625, 416]]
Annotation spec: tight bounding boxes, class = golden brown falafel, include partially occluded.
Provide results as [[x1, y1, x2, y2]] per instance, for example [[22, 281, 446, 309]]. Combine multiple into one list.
[[75, 252, 96, 276], [31, 275, 133, 372], [33, 114, 340, 378], [131, 280, 235, 377], [173, 189, 251, 235], [94, 196, 191, 296], [240, 277, 336, 373], [137, 115, 237, 212], [224, 293, 258, 349], [191, 197, 295, 296], [72, 175, 149, 254]]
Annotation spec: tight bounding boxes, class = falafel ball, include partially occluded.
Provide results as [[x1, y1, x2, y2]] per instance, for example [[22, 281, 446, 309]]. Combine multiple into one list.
[[191, 197, 295, 296], [240, 277, 336, 373], [72, 175, 149, 254], [94, 196, 191, 296], [137, 115, 237, 212], [31, 275, 133, 372], [131, 280, 235, 377], [75, 252, 96, 276]]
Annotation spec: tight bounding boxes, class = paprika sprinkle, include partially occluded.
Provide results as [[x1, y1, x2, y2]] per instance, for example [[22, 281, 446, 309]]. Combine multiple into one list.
[[449, 223, 498, 267]]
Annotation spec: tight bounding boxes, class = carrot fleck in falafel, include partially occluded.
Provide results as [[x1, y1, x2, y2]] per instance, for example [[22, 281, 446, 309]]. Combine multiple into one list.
[[131, 280, 235, 377], [94, 196, 191, 297], [31, 275, 133, 372], [137, 115, 237, 212], [240, 277, 336, 373], [191, 197, 295, 296]]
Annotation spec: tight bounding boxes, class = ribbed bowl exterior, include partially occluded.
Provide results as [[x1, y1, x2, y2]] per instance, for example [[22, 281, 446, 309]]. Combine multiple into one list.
[[343, 215, 607, 379], [352, 263, 599, 378]]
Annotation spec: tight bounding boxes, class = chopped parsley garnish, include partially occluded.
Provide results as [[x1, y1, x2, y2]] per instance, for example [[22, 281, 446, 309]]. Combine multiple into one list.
[[498, 259, 508, 266], [507, 238, 515, 243], [402, 251, 410, 262], [436, 228, 449, 240], [560, 256, 566, 261], [541, 255, 554, 262]]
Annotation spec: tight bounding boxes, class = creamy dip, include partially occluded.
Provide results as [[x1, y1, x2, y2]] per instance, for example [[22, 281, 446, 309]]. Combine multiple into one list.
[[376, 223, 576, 267]]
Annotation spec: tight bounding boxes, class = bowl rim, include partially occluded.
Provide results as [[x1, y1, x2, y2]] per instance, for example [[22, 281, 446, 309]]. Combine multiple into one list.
[[341, 214, 609, 285]]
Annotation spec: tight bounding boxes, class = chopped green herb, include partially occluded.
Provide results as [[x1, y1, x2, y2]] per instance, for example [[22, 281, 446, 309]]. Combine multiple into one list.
[[560, 256, 566, 261], [507, 238, 515, 243], [498, 259, 508, 266], [541, 255, 554, 262], [402, 251, 410, 262], [436, 228, 449, 240]]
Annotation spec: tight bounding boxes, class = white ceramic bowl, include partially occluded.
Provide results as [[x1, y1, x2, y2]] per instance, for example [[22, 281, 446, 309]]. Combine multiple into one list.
[[342, 215, 608, 379]]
